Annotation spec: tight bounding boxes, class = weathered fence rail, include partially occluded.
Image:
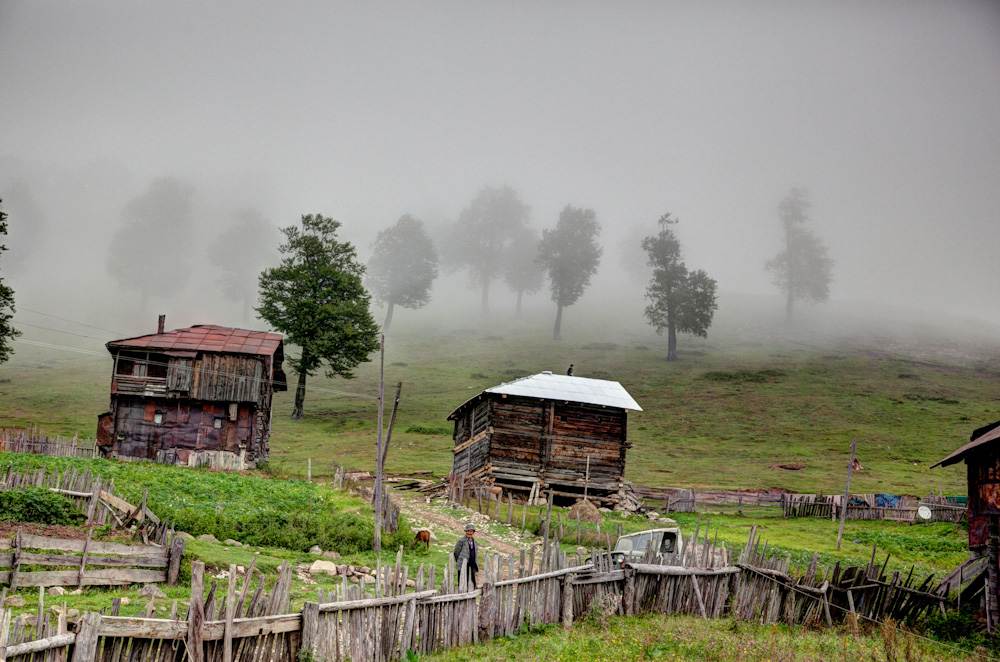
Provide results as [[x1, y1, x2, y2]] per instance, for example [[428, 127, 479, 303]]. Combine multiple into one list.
[[0, 530, 183, 589]]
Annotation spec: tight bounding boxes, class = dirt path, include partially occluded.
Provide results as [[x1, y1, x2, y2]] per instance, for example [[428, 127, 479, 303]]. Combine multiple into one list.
[[392, 490, 529, 557]]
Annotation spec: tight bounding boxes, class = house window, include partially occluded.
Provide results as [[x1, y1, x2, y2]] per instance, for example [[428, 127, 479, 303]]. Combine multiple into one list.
[[214, 418, 223, 429], [153, 413, 163, 424]]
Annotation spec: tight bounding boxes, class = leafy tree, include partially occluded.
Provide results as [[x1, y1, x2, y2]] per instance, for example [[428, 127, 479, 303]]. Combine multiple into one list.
[[445, 185, 530, 314], [765, 188, 834, 322], [365, 214, 439, 333], [106, 178, 194, 313], [256, 214, 380, 419], [0, 198, 21, 365], [502, 226, 545, 318], [642, 214, 718, 361], [210, 209, 279, 327], [537, 205, 602, 340]]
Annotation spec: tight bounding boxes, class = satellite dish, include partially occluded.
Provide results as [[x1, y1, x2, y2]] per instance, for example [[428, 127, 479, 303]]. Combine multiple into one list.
[[917, 505, 932, 521]]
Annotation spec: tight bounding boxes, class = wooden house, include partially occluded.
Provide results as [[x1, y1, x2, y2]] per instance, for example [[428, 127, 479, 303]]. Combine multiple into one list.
[[448, 371, 642, 506], [933, 419, 1000, 629], [97, 316, 287, 469]]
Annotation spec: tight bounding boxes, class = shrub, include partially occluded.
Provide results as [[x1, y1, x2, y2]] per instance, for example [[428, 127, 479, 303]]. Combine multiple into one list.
[[0, 486, 85, 525], [406, 425, 452, 436]]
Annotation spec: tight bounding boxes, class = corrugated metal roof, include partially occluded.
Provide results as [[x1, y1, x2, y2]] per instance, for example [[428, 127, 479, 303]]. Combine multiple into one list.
[[449, 371, 642, 419], [107, 325, 283, 357]]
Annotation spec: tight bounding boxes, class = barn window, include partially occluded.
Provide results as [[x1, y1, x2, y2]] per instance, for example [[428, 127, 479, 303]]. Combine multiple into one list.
[[153, 413, 163, 424], [214, 418, 223, 429]]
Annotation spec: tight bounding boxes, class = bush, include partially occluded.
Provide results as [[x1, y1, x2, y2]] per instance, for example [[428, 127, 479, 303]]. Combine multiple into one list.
[[0, 486, 85, 525]]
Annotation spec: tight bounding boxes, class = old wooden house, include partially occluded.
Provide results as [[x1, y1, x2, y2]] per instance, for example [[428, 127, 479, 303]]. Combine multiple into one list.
[[448, 371, 642, 506], [933, 419, 1000, 629], [97, 317, 286, 469]]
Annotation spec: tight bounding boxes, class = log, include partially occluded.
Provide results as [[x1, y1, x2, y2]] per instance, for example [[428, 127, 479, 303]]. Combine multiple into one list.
[[2, 633, 76, 658]]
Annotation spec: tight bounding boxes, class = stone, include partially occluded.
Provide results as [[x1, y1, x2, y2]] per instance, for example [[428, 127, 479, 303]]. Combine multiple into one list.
[[69, 589, 83, 595], [68, 609, 80, 618], [598, 507, 612, 513], [237, 565, 246, 575], [309, 545, 323, 555], [405, 579, 416, 588], [646, 511, 661, 521], [120, 597, 132, 605], [224, 539, 243, 547], [176, 531, 195, 541], [576, 546, 588, 556], [321, 550, 341, 560], [138, 584, 167, 599], [47, 586, 68, 596], [4, 594, 26, 607], [361, 574, 376, 584], [196, 534, 219, 543], [358, 566, 371, 575], [309, 560, 339, 576]]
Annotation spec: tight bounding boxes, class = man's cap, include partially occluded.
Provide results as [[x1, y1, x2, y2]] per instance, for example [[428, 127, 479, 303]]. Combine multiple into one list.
[[464, 523, 476, 531]]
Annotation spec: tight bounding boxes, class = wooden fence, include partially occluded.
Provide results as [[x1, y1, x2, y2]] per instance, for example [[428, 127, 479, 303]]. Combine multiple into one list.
[[780, 493, 966, 524], [0, 465, 172, 542], [1, 520, 974, 662], [0, 428, 96, 460], [0, 529, 184, 589]]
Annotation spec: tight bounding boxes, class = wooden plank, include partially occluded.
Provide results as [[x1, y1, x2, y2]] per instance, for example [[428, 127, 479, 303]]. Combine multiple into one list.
[[494, 565, 590, 587], [13, 552, 167, 569], [2, 633, 75, 657], [188, 561, 205, 662], [10, 569, 167, 587], [418, 590, 481, 605], [224, 564, 235, 662], [17, 534, 167, 559], [69, 612, 101, 662]]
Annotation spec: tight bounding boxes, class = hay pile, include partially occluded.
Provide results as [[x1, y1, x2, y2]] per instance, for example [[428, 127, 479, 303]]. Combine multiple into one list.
[[568, 498, 603, 523]]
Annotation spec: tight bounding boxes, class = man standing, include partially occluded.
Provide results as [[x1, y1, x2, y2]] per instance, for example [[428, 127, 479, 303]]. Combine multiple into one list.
[[567, 364, 574, 376], [452, 523, 479, 588]]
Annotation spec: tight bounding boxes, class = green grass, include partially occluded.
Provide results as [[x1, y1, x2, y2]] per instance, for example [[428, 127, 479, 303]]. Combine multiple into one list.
[[419, 613, 982, 661], [3, 301, 998, 496]]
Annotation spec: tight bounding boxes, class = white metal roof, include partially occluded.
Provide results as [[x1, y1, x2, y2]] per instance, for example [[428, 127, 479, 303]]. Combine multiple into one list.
[[485, 371, 642, 411]]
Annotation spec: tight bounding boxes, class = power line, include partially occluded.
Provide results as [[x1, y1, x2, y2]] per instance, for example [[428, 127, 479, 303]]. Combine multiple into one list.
[[17, 307, 125, 336], [13, 320, 110, 341]]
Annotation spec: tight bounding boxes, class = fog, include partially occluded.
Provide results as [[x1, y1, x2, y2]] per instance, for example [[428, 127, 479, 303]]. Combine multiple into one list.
[[1, 1, 999, 346]]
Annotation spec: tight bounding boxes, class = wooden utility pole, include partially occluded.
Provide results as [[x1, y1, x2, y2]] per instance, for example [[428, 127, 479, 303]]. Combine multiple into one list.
[[374, 334, 385, 554], [836, 439, 857, 550], [380, 382, 402, 468], [584, 455, 590, 502]]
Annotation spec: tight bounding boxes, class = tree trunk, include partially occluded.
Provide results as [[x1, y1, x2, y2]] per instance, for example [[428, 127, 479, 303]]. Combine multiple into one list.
[[291, 370, 307, 420], [481, 280, 490, 316], [553, 304, 563, 341], [383, 302, 395, 334], [667, 321, 678, 360], [516, 289, 524, 318]]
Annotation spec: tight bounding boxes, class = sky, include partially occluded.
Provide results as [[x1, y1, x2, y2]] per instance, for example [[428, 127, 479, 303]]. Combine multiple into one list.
[[1, 0, 999, 335]]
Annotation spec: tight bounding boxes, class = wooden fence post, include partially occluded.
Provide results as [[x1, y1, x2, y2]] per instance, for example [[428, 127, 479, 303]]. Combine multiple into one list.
[[69, 612, 101, 662], [561, 575, 574, 630], [86, 478, 102, 525], [188, 562, 205, 662], [477, 582, 495, 641], [168, 535, 186, 585], [224, 564, 236, 662], [301, 601, 319, 657], [623, 568, 636, 616]]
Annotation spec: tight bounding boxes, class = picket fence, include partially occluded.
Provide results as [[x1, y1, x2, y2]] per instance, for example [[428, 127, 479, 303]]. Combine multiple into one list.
[[0, 428, 96, 460], [1, 518, 965, 662]]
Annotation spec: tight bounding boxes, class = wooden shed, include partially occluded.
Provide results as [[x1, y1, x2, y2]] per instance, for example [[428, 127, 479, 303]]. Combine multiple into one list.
[[448, 371, 642, 507], [932, 419, 1000, 629], [96, 317, 287, 469]]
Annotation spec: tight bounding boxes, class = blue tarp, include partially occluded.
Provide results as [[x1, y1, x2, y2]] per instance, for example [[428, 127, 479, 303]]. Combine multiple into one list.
[[876, 493, 901, 508]]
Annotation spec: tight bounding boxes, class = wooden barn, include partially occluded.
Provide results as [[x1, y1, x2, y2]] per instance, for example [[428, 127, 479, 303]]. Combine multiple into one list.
[[96, 316, 287, 469], [448, 371, 642, 507], [932, 419, 1000, 629]]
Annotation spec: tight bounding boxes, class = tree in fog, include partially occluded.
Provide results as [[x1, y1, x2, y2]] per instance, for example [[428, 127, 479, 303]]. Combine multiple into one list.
[[444, 185, 530, 314], [0, 199, 21, 364], [1, 181, 45, 276], [642, 213, 718, 361], [106, 178, 194, 313], [617, 224, 654, 285], [765, 189, 834, 322], [537, 205, 602, 340], [365, 214, 438, 333], [210, 209, 279, 327], [503, 226, 545, 318], [257, 214, 379, 419]]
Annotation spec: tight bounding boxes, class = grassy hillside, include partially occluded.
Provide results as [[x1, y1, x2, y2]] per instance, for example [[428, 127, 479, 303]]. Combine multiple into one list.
[[2, 295, 998, 495]]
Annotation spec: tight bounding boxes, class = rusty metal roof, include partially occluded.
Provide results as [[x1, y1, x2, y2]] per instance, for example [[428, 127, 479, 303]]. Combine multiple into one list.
[[107, 325, 283, 357], [448, 371, 642, 419], [932, 424, 1000, 468]]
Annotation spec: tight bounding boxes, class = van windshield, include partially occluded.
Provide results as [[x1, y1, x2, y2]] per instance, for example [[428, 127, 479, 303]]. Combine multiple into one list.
[[617, 532, 658, 555]]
